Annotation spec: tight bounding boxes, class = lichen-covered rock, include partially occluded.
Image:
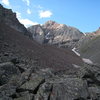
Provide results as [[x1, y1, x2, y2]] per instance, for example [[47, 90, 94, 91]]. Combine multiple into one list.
[[88, 86, 100, 100], [19, 74, 45, 92], [78, 63, 100, 85], [0, 62, 21, 85], [50, 78, 89, 100], [35, 68, 55, 80], [0, 96, 13, 100], [14, 92, 33, 100], [35, 82, 52, 100], [0, 84, 16, 97]]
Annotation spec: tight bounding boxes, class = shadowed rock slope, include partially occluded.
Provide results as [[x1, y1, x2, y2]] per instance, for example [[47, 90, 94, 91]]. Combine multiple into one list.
[[77, 28, 100, 65], [0, 4, 31, 37], [0, 23, 83, 72]]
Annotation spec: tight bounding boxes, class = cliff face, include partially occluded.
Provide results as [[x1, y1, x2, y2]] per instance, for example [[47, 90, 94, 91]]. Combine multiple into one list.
[[27, 25, 45, 44], [0, 4, 31, 37], [28, 20, 84, 48]]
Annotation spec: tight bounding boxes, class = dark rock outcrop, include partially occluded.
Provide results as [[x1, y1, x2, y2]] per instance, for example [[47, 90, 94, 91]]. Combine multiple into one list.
[[0, 62, 100, 100], [0, 4, 31, 37], [0, 62, 21, 85]]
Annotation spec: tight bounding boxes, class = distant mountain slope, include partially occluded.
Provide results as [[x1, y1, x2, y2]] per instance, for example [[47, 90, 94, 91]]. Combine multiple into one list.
[[77, 28, 100, 64], [28, 20, 84, 48]]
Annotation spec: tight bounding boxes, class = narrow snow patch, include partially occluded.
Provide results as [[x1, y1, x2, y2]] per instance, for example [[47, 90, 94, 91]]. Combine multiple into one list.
[[72, 64, 80, 68], [83, 33, 86, 36], [82, 58, 93, 64], [72, 47, 80, 56]]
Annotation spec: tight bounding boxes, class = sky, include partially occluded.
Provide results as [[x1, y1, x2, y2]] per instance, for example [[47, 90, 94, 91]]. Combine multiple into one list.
[[0, 0, 100, 32]]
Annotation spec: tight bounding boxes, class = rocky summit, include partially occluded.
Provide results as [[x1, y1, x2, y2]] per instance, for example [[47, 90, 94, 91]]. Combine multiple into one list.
[[0, 4, 100, 100], [28, 20, 84, 48]]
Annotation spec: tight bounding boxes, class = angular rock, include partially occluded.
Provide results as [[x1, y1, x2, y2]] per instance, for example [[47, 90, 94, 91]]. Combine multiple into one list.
[[50, 78, 89, 100], [0, 62, 21, 85], [88, 86, 100, 100], [35, 82, 52, 100], [36, 68, 54, 79], [0, 84, 16, 97], [19, 74, 45, 92], [0, 96, 13, 100], [14, 93, 33, 100], [78, 63, 100, 86]]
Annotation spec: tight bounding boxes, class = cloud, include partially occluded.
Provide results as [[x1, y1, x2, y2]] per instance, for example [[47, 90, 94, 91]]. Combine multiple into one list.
[[16, 12, 21, 19], [39, 10, 52, 18], [27, 8, 31, 14], [1, 0, 9, 6], [22, 0, 30, 6], [19, 19, 38, 27], [16, 12, 38, 27]]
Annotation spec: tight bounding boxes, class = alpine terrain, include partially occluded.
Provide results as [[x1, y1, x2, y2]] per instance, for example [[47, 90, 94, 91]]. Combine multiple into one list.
[[0, 4, 100, 100]]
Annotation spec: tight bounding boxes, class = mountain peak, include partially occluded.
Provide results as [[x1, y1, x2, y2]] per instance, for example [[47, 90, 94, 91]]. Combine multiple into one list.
[[44, 20, 57, 26]]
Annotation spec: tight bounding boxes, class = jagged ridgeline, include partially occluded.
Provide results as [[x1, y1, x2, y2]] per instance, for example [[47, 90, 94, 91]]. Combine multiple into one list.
[[0, 4, 100, 100], [0, 4, 31, 37], [28, 20, 84, 48]]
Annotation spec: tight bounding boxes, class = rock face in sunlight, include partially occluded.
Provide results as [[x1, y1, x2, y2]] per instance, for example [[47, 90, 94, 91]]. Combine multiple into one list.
[[28, 24, 45, 44], [0, 4, 100, 100], [28, 20, 84, 48]]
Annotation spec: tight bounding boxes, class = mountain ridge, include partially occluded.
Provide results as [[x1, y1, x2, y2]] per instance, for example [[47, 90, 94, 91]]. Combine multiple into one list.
[[28, 20, 84, 48], [0, 4, 32, 37]]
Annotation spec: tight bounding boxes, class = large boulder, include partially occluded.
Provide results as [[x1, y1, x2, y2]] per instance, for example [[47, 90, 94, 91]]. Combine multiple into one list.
[[88, 86, 100, 100], [0, 62, 21, 85], [50, 78, 89, 100], [35, 82, 52, 100], [19, 74, 45, 92], [0, 83, 17, 98], [14, 92, 33, 100]]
